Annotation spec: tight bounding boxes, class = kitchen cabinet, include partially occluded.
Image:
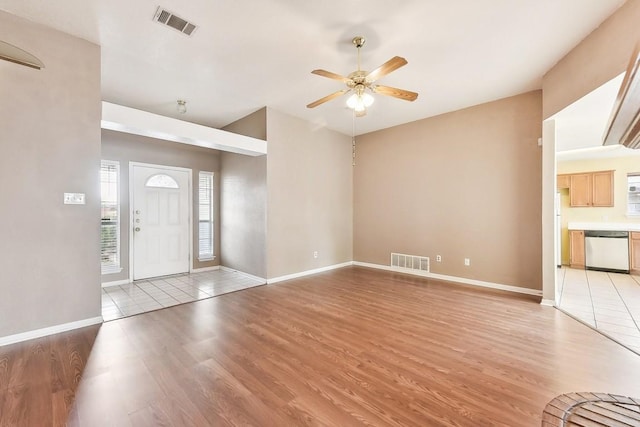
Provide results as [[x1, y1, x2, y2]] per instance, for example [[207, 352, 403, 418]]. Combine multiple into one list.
[[557, 174, 570, 189], [570, 230, 585, 268], [592, 171, 614, 206], [568, 170, 614, 207], [569, 174, 591, 206], [631, 232, 640, 272]]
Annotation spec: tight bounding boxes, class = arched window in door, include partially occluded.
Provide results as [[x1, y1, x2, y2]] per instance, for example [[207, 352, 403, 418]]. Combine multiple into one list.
[[145, 174, 179, 189]]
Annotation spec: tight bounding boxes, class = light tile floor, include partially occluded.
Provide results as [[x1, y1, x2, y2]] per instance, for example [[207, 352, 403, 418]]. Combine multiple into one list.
[[102, 269, 265, 321], [557, 267, 640, 354]]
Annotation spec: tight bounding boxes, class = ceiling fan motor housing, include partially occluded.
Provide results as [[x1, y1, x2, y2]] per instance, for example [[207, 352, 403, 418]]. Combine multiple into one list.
[[352, 36, 366, 48], [347, 71, 368, 87]]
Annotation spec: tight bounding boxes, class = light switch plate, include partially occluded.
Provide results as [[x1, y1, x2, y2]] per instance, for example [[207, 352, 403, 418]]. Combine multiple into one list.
[[64, 193, 86, 205]]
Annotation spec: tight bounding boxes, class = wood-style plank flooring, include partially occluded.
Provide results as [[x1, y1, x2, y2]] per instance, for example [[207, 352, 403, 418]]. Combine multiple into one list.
[[2, 266, 640, 426]]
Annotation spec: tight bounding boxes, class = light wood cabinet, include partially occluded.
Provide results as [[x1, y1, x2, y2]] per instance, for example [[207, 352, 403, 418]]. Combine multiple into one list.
[[570, 230, 585, 268], [631, 232, 640, 273], [592, 171, 614, 206], [569, 174, 592, 207], [565, 170, 614, 207], [557, 174, 570, 189]]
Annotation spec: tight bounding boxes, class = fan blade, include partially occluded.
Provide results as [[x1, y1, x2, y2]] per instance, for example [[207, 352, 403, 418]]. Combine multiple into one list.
[[307, 89, 350, 108], [365, 56, 408, 82], [373, 85, 418, 102], [311, 69, 351, 83]]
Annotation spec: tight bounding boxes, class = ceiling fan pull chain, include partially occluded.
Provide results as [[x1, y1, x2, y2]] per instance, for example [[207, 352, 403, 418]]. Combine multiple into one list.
[[352, 110, 357, 166], [352, 137, 356, 166]]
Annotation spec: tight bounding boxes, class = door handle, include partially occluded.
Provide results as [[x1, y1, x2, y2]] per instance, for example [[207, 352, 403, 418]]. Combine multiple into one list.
[[135, 227, 141, 232]]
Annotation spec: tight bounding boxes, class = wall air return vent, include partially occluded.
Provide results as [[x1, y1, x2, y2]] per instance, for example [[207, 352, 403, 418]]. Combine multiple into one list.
[[391, 252, 430, 274], [153, 7, 197, 36]]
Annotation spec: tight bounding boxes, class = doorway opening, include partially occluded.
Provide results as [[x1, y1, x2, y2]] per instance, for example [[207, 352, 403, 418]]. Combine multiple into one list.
[[547, 74, 640, 354]]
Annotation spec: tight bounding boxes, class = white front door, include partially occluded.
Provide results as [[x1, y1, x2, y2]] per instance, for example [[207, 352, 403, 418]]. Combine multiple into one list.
[[131, 164, 190, 280]]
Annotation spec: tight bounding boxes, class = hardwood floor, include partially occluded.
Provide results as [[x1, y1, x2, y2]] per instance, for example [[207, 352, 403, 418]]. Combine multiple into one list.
[[2, 266, 640, 426]]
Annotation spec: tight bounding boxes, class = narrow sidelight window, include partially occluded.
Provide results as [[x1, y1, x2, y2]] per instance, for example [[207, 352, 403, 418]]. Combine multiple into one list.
[[100, 160, 121, 273], [198, 171, 214, 261]]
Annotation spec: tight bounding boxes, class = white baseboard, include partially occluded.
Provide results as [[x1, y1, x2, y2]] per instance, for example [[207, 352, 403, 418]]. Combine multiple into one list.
[[191, 265, 221, 273], [267, 262, 354, 284], [353, 261, 543, 297], [0, 316, 103, 347], [101, 279, 131, 288], [540, 299, 556, 307], [220, 266, 266, 283]]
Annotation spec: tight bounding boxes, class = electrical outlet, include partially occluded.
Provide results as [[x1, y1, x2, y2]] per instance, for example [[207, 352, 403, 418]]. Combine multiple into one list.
[[464, 258, 470, 266], [436, 255, 442, 262], [313, 251, 318, 259]]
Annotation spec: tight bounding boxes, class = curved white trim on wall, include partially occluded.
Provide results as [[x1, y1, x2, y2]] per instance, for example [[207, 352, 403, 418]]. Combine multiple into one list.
[[353, 261, 543, 297], [102, 279, 131, 288], [0, 316, 103, 347], [220, 266, 266, 283], [191, 265, 221, 273], [267, 262, 353, 284]]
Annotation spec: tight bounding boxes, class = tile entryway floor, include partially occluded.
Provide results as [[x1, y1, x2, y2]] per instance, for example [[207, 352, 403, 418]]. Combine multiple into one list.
[[102, 269, 265, 321], [557, 267, 640, 354]]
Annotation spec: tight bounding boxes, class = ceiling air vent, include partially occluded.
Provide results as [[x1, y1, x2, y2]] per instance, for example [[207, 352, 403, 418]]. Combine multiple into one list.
[[153, 7, 197, 36]]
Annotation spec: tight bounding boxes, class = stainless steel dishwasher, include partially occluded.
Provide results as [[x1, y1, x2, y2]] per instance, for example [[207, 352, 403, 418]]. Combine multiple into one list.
[[584, 230, 629, 273]]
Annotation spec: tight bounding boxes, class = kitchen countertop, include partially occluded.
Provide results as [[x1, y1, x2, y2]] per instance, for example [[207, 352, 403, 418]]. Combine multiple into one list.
[[568, 222, 640, 231]]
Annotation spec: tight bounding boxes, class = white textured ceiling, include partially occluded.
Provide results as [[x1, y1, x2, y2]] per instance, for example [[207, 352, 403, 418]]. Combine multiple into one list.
[[0, 0, 627, 135]]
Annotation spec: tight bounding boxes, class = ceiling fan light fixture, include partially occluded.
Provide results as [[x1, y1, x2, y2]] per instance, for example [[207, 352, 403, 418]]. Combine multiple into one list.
[[362, 92, 374, 107], [346, 92, 374, 112], [346, 93, 359, 109]]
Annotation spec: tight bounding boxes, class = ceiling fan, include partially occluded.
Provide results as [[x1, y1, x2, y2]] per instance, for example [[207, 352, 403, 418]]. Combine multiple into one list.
[[307, 36, 418, 117]]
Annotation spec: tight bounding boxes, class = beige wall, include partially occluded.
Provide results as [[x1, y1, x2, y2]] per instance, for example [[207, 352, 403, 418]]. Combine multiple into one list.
[[220, 153, 267, 278], [266, 108, 353, 279], [222, 107, 352, 280], [354, 91, 543, 290], [221, 109, 268, 278], [101, 130, 221, 283], [542, 1, 640, 119], [0, 11, 102, 337], [223, 108, 267, 140]]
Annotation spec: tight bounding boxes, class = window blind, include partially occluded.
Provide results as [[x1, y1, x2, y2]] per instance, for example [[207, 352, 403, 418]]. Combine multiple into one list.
[[101, 160, 120, 272], [199, 171, 214, 260]]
